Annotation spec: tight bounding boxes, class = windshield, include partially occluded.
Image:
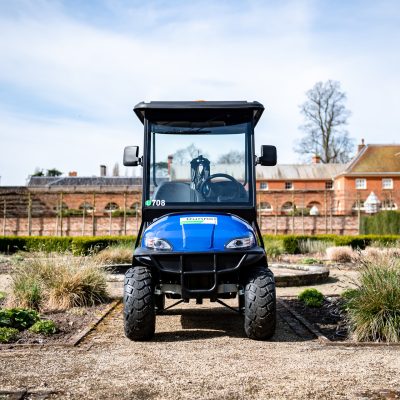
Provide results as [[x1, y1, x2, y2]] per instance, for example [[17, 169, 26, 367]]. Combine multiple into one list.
[[146, 121, 252, 206]]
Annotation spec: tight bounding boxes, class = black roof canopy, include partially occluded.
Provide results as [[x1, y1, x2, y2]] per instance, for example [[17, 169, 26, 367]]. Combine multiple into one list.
[[133, 101, 264, 126]]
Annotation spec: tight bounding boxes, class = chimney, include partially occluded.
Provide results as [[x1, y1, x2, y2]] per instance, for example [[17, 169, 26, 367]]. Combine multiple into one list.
[[68, 171, 77, 177], [358, 138, 366, 153], [167, 155, 173, 175], [100, 165, 107, 177], [312, 155, 321, 164]]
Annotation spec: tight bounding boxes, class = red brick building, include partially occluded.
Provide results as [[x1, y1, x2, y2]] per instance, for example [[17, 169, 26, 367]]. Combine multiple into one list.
[[0, 142, 399, 235]]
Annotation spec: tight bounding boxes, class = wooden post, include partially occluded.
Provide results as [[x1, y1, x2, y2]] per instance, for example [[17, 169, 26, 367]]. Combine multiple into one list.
[[60, 192, 63, 237], [55, 197, 59, 236], [301, 192, 305, 234], [92, 193, 96, 236], [274, 193, 278, 236], [324, 190, 328, 234], [109, 209, 112, 236], [123, 192, 127, 236], [81, 201, 86, 236], [357, 192, 361, 234], [330, 192, 333, 234], [27, 192, 32, 236], [291, 191, 295, 234], [2, 199, 6, 236]]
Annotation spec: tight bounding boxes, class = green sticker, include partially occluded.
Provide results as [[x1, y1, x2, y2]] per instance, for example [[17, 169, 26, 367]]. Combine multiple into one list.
[[145, 200, 152, 206]]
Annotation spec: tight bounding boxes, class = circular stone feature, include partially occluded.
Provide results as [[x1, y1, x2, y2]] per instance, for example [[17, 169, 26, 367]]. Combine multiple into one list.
[[269, 264, 330, 287]]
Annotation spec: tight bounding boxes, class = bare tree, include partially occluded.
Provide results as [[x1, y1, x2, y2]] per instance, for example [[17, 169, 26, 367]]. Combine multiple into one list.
[[173, 144, 207, 164], [218, 150, 245, 164], [295, 80, 354, 163]]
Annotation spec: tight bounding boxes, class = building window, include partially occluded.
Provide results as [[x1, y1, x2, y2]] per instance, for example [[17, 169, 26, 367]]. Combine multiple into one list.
[[259, 202, 272, 211], [355, 178, 366, 190], [381, 200, 397, 210], [352, 201, 365, 211], [79, 202, 94, 212], [382, 178, 393, 189], [260, 182, 268, 190], [285, 181, 293, 190], [104, 202, 119, 212], [281, 202, 294, 214], [325, 180, 333, 190]]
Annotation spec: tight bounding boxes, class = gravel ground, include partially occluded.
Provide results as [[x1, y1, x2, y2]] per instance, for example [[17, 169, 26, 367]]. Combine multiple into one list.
[[1, 266, 399, 399], [1, 298, 400, 400]]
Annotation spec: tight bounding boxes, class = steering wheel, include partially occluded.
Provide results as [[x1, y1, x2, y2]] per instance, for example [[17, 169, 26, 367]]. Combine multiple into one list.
[[199, 173, 242, 201]]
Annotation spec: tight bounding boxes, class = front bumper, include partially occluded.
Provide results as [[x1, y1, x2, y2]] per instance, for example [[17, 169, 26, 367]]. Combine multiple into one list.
[[134, 246, 265, 298]]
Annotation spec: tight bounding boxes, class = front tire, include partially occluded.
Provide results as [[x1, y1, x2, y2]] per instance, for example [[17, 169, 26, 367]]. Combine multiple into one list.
[[123, 267, 155, 341], [244, 267, 276, 340]]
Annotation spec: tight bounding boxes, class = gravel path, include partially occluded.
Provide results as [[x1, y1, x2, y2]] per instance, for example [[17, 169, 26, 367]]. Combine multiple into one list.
[[1, 265, 399, 399], [1, 299, 400, 400]]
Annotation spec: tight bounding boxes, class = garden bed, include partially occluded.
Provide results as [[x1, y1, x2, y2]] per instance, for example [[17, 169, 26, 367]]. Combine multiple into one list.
[[0, 301, 118, 347], [283, 296, 348, 341]]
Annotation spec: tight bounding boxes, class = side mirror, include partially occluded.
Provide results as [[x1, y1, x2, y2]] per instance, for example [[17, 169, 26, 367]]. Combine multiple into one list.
[[258, 145, 277, 166], [123, 146, 141, 166]]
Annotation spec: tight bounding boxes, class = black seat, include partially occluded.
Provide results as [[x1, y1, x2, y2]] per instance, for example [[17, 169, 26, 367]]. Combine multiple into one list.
[[153, 182, 193, 202]]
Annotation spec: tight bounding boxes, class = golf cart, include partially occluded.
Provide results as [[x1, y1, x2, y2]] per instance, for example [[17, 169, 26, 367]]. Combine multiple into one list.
[[123, 101, 277, 340]]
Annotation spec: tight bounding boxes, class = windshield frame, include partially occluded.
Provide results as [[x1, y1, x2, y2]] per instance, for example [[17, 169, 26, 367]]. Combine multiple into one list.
[[142, 119, 256, 215]]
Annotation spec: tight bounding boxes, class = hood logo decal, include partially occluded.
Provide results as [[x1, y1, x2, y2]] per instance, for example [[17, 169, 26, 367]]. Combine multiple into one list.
[[180, 217, 218, 225]]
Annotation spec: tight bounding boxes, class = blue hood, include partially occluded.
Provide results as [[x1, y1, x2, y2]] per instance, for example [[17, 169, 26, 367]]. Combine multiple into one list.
[[142, 213, 255, 252]]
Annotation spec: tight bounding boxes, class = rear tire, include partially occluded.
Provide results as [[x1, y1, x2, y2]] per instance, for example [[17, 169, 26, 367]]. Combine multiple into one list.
[[244, 267, 276, 340], [124, 267, 155, 341]]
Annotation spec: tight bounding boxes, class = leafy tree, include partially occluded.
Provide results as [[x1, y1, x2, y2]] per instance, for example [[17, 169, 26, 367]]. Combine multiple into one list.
[[218, 150, 245, 164], [32, 168, 44, 177], [295, 80, 354, 163], [46, 168, 62, 177]]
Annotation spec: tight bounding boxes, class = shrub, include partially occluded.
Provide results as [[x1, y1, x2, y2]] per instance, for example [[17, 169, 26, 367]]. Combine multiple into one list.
[[29, 319, 57, 335], [10, 252, 109, 311], [0, 308, 40, 330], [326, 246, 355, 263], [0, 291, 6, 301], [344, 254, 400, 342], [298, 288, 324, 308], [94, 243, 133, 264], [264, 240, 284, 259], [0, 327, 19, 343]]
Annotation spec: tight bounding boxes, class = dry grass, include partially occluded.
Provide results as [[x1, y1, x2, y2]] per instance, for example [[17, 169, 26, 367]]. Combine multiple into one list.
[[10, 252, 109, 311], [326, 246, 355, 263], [94, 244, 133, 265]]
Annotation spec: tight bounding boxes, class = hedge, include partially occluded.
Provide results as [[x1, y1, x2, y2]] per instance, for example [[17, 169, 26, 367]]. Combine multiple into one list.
[[263, 234, 400, 254], [360, 211, 400, 235], [0, 236, 136, 255]]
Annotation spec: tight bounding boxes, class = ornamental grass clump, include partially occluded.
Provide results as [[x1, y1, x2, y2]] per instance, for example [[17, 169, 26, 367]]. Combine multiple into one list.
[[264, 240, 285, 259], [10, 252, 109, 311], [326, 246, 355, 263], [94, 243, 133, 265], [344, 253, 400, 342]]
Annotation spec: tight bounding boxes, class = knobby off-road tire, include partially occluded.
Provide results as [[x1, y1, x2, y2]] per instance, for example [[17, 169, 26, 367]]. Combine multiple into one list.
[[124, 267, 155, 341], [244, 267, 276, 340]]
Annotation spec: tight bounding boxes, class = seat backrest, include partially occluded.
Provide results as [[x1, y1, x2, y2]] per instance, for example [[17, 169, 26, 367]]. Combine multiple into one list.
[[153, 182, 192, 202]]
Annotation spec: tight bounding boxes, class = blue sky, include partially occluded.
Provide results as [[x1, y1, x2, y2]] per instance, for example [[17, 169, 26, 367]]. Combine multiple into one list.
[[0, 0, 399, 185]]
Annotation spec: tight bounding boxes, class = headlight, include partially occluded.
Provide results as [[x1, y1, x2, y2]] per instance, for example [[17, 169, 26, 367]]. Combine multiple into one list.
[[145, 237, 172, 250], [226, 234, 255, 249]]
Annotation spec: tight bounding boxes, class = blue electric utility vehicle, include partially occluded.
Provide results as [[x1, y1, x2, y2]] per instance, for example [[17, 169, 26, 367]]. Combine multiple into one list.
[[123, 101, 277, 340]]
